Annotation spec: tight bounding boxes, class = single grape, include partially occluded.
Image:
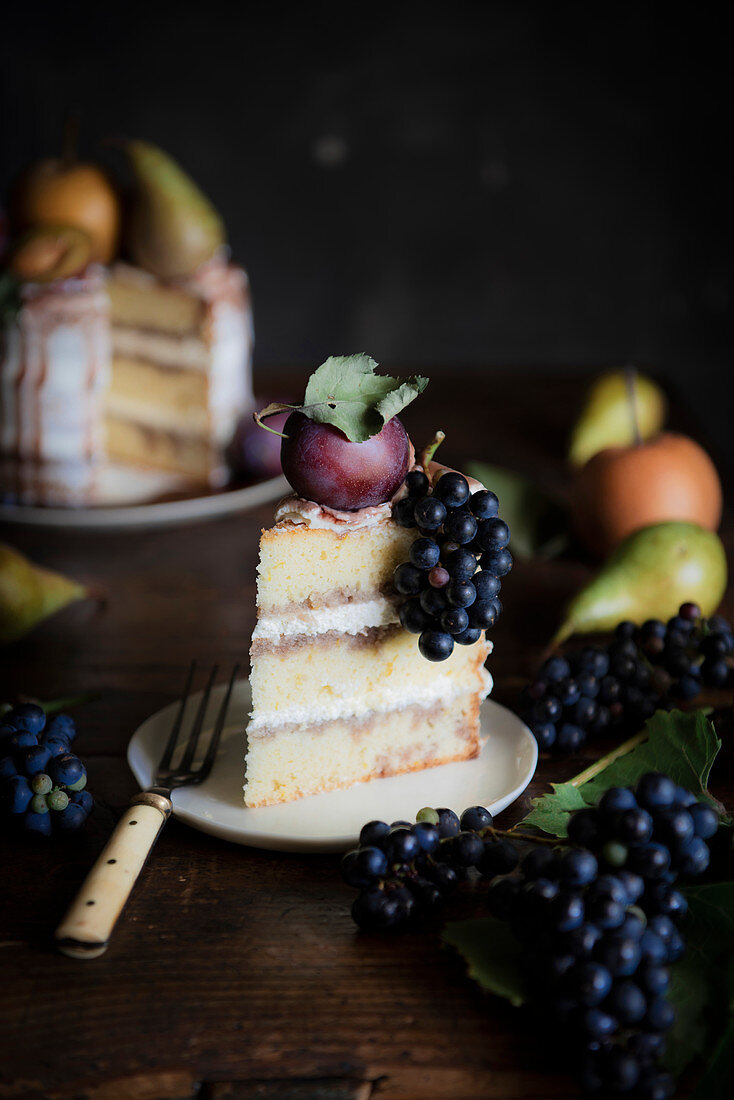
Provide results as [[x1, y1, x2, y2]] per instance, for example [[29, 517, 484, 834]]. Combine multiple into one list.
[[451, 831, 484, 867], [441, 607, 469, 635], [454, 626, 483, 646], [6, 703, 46, 735], [607, 980, 647, 1025], [444, 509, 478, 545], [410, 537, 441, 570], [599, 786, 638, 816], [418, 630, 454, 662], [558, 848, 598, 888], [468, 489, 499, 519], [384, 828, 421, 863], [473, 571, 501, 600], [446, 580, 476, 608], [420, 587, 449, 616], [394, 562, 424, 595], [49, 753, 84, 788], [435, 808, 461, 838], [30, 793, 50, 814], [477, 517, 510, 551], [415, 807, 440, 825], [479, 838, 519, 877], [433, 471, 470, 508], [569, 960, 613, 1006], [444, 547, 478, 581], [393, 497, 417, 528], [1, 774, 33, 813], [47, 789, 70, 812], [31, 772, 52, 795], [400, 599, 432, 634], [352, 887, 401, 931], [23, 810, 53, 836], [531, 722, 556, 750], [405, 469, 429, 497], [427, 566, 450, 588], [414, 496, 447, 531], [411, 822, 440, 853], [688, 802, 719, 839], [481, 547, 513, 577]]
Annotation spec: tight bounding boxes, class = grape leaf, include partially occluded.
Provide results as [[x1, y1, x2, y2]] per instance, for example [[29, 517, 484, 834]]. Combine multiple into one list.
[[665, 885, 734, 1081], [443, 917, 527, 1006], [523, 782, 588, 837], [580, 710, 722, 810], [302, 354, 429, 442], [521, 710, 723, 838], [466, 461, 569, 560], [690, 955, 734, 1100], [664, 954, 712, 1076]]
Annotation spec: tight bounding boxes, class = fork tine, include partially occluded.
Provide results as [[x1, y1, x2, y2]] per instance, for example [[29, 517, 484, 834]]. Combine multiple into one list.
[[158, 660, 196, 772], [198, 664, 240, 783], [178, 663, 218, 772]]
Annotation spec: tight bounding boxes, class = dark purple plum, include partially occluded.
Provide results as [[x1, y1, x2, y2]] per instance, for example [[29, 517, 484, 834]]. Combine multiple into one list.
[[227, 405, 289, 480], [280, 412, 411, 511]]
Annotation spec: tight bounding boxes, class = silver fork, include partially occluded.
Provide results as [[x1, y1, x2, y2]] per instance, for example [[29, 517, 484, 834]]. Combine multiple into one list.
[[54, 662, 239, 959]]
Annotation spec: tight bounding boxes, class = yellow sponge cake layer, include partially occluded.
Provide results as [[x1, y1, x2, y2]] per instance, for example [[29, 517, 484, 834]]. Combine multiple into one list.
[[244, 693, 483, 807], [250, 626, 490, 731], [257, 521, 414, 613]]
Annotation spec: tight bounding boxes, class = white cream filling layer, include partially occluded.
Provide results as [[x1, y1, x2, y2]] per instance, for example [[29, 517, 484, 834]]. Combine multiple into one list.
[[247, 664, 492, 733], [252, 598, 400, 643]]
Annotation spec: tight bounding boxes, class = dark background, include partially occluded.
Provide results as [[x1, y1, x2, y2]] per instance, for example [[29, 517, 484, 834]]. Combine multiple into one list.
[[1, 1, 732, 461]]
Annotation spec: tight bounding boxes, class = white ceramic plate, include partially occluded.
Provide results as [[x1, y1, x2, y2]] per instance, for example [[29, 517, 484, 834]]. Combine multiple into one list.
[[127, 678, 538, 852], [0, 474, 289, 531]]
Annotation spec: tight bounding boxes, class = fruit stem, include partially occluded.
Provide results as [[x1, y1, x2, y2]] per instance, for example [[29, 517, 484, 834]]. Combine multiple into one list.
[[252, 401, 296, 438], [491, 826, 559, 845], [625, 364, 642, 447], [567, 728, 649, 788], [419, 430, 446, 473]]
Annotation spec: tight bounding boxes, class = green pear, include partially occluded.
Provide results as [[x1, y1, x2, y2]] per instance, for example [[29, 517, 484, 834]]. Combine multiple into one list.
[[569, 370, 667, 468], [0, 543, 89, 643], [125, 141, 226, 280], [553, 522, 727, 645]]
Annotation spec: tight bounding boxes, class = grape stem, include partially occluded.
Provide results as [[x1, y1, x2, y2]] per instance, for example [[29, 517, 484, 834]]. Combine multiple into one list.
[[419, 430, 446, 473]]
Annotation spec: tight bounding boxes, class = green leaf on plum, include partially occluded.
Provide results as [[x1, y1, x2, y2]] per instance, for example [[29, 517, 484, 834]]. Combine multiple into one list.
[[303, 354, 428, 442], [443, 916, 527, 1006]]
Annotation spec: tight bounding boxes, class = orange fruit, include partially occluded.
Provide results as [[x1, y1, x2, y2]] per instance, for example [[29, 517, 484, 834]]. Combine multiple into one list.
[[572, 432, 723, 556]]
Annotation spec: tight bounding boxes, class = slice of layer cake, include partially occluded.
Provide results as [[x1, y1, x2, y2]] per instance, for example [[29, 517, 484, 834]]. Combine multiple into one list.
[[245, 495, 492, 806], [243, 355, 510, 807]]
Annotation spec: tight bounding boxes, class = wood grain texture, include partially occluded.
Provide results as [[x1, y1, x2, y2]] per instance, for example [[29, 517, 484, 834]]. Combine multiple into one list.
[[0, 369, 731, 1100]]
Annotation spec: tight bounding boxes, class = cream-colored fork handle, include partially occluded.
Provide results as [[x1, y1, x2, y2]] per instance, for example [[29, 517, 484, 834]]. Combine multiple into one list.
[[54, 790, 172, 959]]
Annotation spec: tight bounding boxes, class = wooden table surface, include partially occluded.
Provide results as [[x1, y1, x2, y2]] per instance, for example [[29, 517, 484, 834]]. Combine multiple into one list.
[[1, 370, 732, 1100]]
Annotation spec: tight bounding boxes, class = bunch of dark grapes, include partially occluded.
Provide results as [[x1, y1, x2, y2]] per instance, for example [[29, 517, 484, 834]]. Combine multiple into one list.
[[0, 704, 93, 835], [521, 603, 734, 754], [342, 774, 720, 1098], [486, 774, 720, 1099], [342, 804, 518, 930], [392, 469, 512, 661]]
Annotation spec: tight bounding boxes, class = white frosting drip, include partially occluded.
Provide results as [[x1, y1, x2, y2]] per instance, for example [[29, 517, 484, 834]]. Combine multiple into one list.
[[248, 662, 492, 733], [274, 495, 392, 530], [252, 597, 399, 643], [0, 260, 254, 506]]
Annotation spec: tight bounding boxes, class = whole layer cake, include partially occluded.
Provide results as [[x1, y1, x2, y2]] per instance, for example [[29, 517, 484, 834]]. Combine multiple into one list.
[[0, 257, 253, 506], [245, 492, 493, 807], [0, 140, 254, 506]]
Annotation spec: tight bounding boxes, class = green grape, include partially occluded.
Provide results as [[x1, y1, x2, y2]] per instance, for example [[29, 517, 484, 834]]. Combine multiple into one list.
[[66, 773, 87, 791], [48, 789, 70, 812], [416, 807, 440, 825], [602, 840, 628, 868], [30, 794, 50, 814], [31, 773, 53, 795]]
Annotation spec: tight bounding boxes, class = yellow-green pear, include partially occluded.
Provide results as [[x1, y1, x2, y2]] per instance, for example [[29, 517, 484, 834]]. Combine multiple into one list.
[[569, 370, 667, 468], [553, 522, 727, 645], [0, 543, 89, 643], [125, 141, 226, 280]]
